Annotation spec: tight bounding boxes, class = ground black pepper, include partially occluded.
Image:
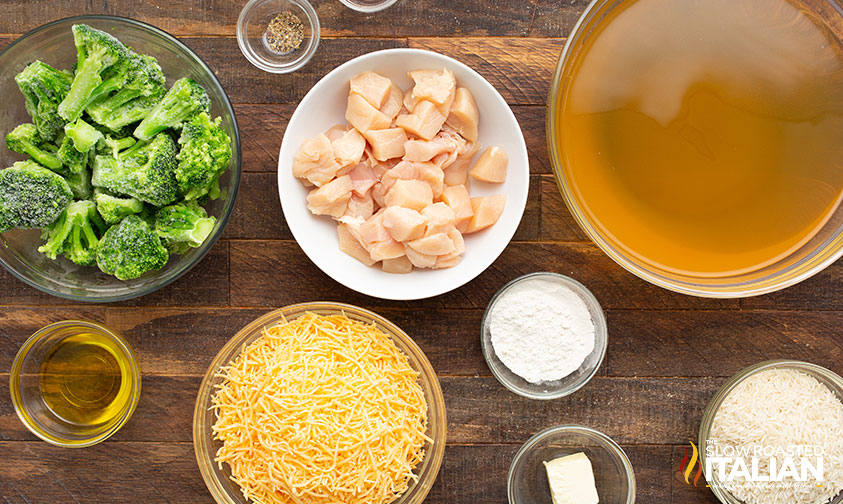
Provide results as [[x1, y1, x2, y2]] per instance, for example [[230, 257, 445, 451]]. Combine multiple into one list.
[[265, 11, 304, 53]]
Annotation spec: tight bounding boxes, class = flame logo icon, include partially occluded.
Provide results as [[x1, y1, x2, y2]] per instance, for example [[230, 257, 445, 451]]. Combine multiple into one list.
[[680, 442, 703, 487]]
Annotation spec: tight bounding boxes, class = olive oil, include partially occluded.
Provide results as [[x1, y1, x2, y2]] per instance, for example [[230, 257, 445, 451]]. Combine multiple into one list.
[[556, 0, 843, 276], [40, 332, 133, 426]]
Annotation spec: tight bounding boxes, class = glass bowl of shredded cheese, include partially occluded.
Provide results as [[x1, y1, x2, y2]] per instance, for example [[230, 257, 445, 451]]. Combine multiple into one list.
[[193, 302, 446, 504]]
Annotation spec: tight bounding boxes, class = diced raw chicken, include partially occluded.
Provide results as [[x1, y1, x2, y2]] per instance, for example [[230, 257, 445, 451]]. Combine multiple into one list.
[[409, 69, 457, 115], [382, 206, 427, 242], [421, 202, 456, 235], [372, 182, 387, 208], [324, 124, 348, 142], [440, 185, 474, 232], [381, 161, 419, 190], [382, 255, 413, 274], [464, 194, 506, 234], [337, 223, 376, 266], [403, 89, 416, 114], [371, 157, 399, 179], [470, 146, 508, 183], [348, 162, 379, 196], [407, 233, 455, 256], [448, 227, 466, 255], [433, 253, 462, 269], [350, 71, 393, 108], [369, 238, 406, 261], [364, 128, 408, 161], [395, 100, 446, 140], [415, 162, 445, 198], [404, 245, 437, 268], [445, 87, 479, 142], [385, 179, 433, 211], [344, 190, 374, 219], [429, 128, 468, 170], [443, 141, 481, 186], [380, 83, 404, 120], [293, 134, 342, 187], [346, 94, 391, 132], [360, 210, 390, 246], [404, 138, 450, 162], [331, 128, 366, 167], [306, 175, 353, 218]]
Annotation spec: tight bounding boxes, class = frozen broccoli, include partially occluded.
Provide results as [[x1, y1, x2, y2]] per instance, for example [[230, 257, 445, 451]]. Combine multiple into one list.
[[66, 167, 93, 200], [86, 53, 166, 130], [5, 123, 63, 171], [175, 112, 231, 201], [154, 202, 216, 253], [96, 214, 168, 280], [58, 136, 86, 174], [91, 133, 178, 206], [94, 188, 143, 225], [15, 61, 73, 142], [64, 118, 103, 153], [100, 135, 136, 157], [0, 160, 72, 232], [58, 24, 131, 123], [133, 78, 209, 141], [38, 200, 106, 265]]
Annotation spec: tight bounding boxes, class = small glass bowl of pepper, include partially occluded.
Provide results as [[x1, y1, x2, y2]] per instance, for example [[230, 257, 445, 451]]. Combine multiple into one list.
[[236, 0, 320, 73]]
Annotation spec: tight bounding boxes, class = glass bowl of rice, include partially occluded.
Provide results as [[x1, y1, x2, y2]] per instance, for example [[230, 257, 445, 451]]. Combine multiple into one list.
[[698, 360, 843, 504], [193, 302, 446, 504]]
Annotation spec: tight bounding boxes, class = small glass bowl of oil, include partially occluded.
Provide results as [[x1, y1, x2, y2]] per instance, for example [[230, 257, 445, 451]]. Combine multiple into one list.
[[9, 320, 141, 447]]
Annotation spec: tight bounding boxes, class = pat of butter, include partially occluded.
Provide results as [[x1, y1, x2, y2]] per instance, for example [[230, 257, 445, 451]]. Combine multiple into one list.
[[543, 452, 599, 504]]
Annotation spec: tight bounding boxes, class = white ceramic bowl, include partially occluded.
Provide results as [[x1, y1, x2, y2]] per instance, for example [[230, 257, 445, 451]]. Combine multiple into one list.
[[278, 48, 529, 300]]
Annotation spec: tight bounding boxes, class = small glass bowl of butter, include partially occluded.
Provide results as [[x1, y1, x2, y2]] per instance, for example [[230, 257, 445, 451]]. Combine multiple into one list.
[[508, 425, 636, 504]]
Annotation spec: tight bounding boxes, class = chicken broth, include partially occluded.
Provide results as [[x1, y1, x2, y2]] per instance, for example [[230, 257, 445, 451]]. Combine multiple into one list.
[[556, 0, 843, 276]]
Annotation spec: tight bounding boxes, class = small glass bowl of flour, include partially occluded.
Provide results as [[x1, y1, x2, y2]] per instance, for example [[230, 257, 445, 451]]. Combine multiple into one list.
[[481, 272, 607, 399]]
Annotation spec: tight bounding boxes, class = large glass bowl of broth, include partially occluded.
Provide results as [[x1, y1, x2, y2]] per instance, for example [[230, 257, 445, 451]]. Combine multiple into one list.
[[548, 0, 843, 297]]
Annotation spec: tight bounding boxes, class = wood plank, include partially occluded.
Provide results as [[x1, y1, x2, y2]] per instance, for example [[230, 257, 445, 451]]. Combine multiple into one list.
[[740, 260, 843, 310], [408, 38, 563, 106], [0, 241, 229, 307], [229, 240, 739, 310], [540, 175, 589, 242]]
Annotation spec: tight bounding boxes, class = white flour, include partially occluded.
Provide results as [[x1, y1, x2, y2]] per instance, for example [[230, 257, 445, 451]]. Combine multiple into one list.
[[489, 277, 596, 384]]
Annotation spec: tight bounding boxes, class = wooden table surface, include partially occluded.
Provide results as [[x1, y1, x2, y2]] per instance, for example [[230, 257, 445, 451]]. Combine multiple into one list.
[[1, 1, 842, 503]]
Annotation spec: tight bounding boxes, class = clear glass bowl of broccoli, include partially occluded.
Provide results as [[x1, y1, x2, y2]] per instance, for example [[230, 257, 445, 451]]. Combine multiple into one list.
[[0, 16, 241, 302]]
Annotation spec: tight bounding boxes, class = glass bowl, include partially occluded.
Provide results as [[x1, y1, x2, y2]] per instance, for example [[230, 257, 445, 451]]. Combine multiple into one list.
[[9, 320, 141, 448], [193, 302, 447, 504], [237, 0, 320, 73], [339, 0, 399, 12], [0, 15, 242, 302], [547, 0, 843, 298], [481, 272, 608, 400], [508, 425, 636, 504], [698, 360, 843, 504]]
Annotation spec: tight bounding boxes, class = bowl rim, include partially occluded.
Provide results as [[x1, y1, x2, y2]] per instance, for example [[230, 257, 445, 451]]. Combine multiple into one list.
[[697, 359, 843, 504], [546, 0, 843, 299], [480, 272, 608, 400], [192, 302, 447, 504], [0, 14, 242, 303], [9, 319, 142, 448], [277, 47, 530, 300], [507, 424, 637, 504], [338, 0, 399, 12], [236, 0, 321, 74]]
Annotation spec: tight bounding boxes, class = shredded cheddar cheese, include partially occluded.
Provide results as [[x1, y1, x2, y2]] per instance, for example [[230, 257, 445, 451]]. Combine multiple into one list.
[[211, 312, 430, 504]]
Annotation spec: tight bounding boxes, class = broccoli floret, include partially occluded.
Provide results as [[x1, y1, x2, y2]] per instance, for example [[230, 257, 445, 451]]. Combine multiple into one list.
[[64, 118, 103, 153], [15, 61, 73, 142], [96, 214, 168, 280], [38, 200, 106, 265], [5, 123, 63, 171], [175, 112, 232, 201], [58, 24, 131, 123], [100, 135, 136, 157], [94, 188, 143, 225], [66, 167, 93, 200], [91, 133, 178, 206], [57, 135, 87, 175], [86, 53, 166, 130], [0, 160, 73, 232], [154, 202, 216, 253], [133, 78, 210, 141]]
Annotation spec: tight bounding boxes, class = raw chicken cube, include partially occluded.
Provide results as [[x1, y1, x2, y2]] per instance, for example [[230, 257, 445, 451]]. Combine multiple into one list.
[[395, 100, 446, 140], [383, 206, 427, 242], [421, 202, 456, 235], [404, 138, 450, 162], [331, 128, 366, 167], [415, 162, 445, 198], [364, 128, 408, 161], [407, 233, 455, 256], [470, 146, 508, 183], [443, 141, 481, 186], [348, 162, 379, 196], [344, 190, 374, 219], [360, 210, 390, 246], [382, 255, 413, 274], [369, 238, 406, 261], [380, 83, 404, 120], [445, 87, 479, 142], [324, 124, 348, 142], [465, 194, 506, 233], [381, 161, 419, 190], [338, 223, 376, 266], [293, 134, 342, 187], [409, 69, 457, 113], [440, 185, 474, 232], [404, 245, 437, 268], [448, 227, 466, 255], [350, 71, 393, 108], [385, 179, 434, 211], [346, 94, 391, 132], [306, 175, 353, 218], [372, 182, 387, 208]]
